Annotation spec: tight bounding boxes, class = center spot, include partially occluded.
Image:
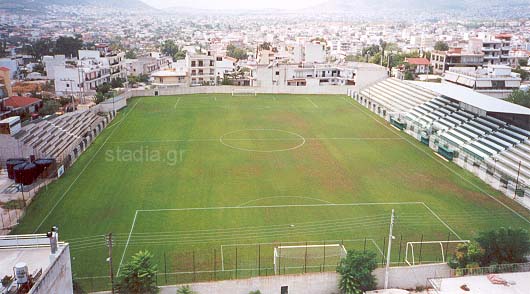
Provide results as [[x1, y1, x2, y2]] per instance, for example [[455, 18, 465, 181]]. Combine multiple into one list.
[[220, 129, 306, 152]]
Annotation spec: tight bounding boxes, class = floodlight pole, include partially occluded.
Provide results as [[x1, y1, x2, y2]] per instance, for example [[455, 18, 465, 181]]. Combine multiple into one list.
[[384, 209, 395, 289]]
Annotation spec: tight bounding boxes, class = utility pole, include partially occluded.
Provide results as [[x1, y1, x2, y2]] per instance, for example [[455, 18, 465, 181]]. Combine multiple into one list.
[[384, 209, 395, 289], [107, 233, 115, 294]]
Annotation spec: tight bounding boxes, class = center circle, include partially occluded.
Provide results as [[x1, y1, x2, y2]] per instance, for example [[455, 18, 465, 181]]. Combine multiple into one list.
[[219, 129, 306, 152]]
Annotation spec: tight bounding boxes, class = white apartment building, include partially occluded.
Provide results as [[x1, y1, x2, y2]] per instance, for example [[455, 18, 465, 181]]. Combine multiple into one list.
[[443, 65, 521, 99], [42, 55, 66, 79], [292, 42, 327, 64], [125, 52, 172, 77], [186, 50, 216, 86], [214, 56, 236, 80], [250, 62, 386, 88], [53, 50, 127, 97]]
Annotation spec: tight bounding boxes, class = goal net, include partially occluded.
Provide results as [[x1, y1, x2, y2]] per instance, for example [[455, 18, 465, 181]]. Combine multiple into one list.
[[231, 88, 257, 96], [273, 244, 347, 274], [404, 240, 469, 266]]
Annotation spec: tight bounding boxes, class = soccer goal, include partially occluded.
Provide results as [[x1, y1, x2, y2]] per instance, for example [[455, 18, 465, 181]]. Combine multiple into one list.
[[273, 244, 347, 274], [404, 240, 469, 266], [231, 88, 257, 96]]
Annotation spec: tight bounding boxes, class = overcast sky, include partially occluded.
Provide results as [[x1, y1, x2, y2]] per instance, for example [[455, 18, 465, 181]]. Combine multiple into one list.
[[140, 0, 328, 10]]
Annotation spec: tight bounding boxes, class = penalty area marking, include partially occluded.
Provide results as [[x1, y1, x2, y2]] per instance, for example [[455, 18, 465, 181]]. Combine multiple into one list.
[[117, 201, 459, 275], [238, 196, 334, 207]]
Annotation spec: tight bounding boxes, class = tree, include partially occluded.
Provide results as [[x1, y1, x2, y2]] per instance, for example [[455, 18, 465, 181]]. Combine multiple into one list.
[[111, 78, 125, 88], [506, 90, 530, 108], [434, 41, 449, 51], [259, 42, 272, 51], [248, 291, 262, 294], [519, 59, 528, 67], [336, 250, 377, 294], [226, 44, 248, 60], [176, 285, 195, 294], [476, 227, 530, 265], [449, 241, 484, 269], [125, 50, 137, 59], [404, 71, 415, 80], [513, 67, 529, 81], [161, 40, 186, 61], [115, 250, 158, 294], [54, 35, 83, 58], [39, 99, 61, 116], [32, 39, 54, 60]]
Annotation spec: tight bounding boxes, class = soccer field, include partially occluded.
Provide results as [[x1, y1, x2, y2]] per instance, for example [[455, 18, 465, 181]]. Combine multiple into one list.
[[12, 94, 530, 290]]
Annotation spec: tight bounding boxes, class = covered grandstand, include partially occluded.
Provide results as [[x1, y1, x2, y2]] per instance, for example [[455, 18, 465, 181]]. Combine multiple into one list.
[[0, 110, 115, 168], [351, 78, 530, 207]]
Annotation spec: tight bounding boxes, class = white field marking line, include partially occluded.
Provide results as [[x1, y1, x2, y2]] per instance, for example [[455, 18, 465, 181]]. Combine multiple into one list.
[[421, 203, 462, 240], [219, 129, 306, 153], [137, 202, 423, 212], [238, 196, 334, 207], [33, 98, 142, 233], [117, 210, 138, 276], [370, 239, 384, 257], [119, 201, 449, 273], [107, 137, 404, 145], [342, 97, 530, 225], [174, 97, 181, 109], [305, 96, 319, 108]]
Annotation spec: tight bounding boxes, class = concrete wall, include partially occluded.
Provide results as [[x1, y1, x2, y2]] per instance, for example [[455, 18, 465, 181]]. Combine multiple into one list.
[[30, 244, 73, 294], [108, 263, 449, 294], [0, 134, 35, 164], [373, 263, 451, 289]]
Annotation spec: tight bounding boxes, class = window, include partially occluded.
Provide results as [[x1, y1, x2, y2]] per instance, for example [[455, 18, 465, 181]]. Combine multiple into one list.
[[191, 61, 196, 67], [276, 71, 280, 76], [198, 61, 204, 67], [281, 286, 288, 294], [210, 60, 214, 66]]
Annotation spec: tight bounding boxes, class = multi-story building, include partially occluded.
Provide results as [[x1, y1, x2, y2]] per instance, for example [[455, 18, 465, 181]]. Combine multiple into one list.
[[186, 50, 216, 86], [443, 65, 521, 99], [431, 48, 484, 74], [125, 52, 172, 77], [496, 33, 513, 65], [52, 50, 127, 97], [250, 62, 385, 88]]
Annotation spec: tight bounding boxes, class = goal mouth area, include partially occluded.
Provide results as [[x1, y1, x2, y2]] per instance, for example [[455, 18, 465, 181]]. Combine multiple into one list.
[[273, 244, 347, 274], [231, 89, 258, 96], [404, 240, 470, 266]]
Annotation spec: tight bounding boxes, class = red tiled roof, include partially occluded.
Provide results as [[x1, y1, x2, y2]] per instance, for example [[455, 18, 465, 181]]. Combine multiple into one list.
[[4, 96, 42, 108], [0, 67, 10, 72], [405, 58, 430, 66]]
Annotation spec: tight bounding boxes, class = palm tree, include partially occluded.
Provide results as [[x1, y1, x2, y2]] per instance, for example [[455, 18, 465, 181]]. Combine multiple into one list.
[[176, 285, 195, 294]]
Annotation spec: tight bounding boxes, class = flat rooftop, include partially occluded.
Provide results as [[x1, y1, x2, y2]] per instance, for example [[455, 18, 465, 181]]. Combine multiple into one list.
[[436, 272, 530, 294], [0, 247, 51, 279]]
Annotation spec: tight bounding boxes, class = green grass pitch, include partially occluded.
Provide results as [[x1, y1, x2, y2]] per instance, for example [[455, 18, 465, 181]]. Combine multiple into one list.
[[12, 94, 530, 289]]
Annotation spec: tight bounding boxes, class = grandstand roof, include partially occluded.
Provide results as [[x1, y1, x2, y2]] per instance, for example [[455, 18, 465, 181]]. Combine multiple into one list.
[[409, 81, 530, 116]]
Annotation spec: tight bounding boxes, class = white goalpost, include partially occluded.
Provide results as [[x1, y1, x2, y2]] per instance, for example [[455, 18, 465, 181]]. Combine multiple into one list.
[[404, 240, 469, 266], [231, 88, 257, 96], [273, 244, 347, 274]]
